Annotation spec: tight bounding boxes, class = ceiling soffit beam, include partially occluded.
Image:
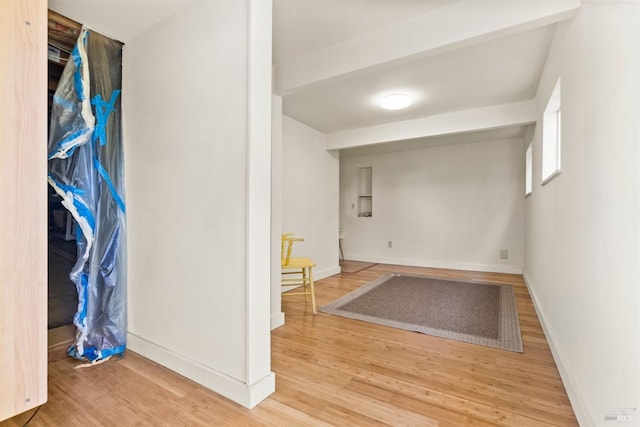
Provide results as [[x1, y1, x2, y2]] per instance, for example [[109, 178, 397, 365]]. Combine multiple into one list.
[[274, 0, 581, 95], [325, 100, 536, 150]]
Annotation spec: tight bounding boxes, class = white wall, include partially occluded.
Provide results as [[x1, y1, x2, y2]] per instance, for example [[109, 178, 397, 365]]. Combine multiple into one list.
[[271, 95, 285, 328], [340, 138, 524, 274], [123, 0, 273, 408], [524, 2, 640, 425], [282, 116, 340, 279]]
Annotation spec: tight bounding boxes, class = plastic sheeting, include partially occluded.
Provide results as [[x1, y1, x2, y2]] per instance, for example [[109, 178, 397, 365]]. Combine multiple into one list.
[[48, 28, 126, 362]]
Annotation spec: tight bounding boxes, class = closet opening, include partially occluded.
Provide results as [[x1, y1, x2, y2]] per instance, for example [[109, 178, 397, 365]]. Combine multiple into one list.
[[47, 10, 82, 356], [46, 8, 127, 363]]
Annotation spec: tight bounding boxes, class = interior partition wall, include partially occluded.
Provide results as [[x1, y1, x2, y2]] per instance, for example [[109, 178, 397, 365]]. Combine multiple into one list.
[[0, 0, 48, 420]]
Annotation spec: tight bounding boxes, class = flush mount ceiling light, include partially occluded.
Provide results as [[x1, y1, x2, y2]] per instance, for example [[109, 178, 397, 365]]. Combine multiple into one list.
[[380, 93, 412, 110]]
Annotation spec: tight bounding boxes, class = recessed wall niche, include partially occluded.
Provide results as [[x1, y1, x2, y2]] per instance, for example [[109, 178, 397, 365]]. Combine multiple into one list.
[[358, 166, 372, 217]]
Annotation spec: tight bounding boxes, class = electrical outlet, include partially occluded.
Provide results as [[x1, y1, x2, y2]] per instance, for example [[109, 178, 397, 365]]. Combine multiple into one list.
[[500, 249, 509, 260], [388, 241, 392, 248]]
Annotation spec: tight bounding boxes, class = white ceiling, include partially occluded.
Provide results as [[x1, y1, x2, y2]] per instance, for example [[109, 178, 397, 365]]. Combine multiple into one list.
[[273, 0, 455, 65], [49, 0, 568, 150], [272, 0, 570, 148], [282, 25, 554, 133]]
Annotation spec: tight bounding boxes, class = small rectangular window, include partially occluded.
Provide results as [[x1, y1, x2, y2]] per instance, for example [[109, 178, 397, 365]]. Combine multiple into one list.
[[542, 78, 561, 184]]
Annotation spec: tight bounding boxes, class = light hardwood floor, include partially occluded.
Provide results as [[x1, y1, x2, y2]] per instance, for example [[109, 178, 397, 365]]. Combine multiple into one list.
[[2, 263, 577, 426]]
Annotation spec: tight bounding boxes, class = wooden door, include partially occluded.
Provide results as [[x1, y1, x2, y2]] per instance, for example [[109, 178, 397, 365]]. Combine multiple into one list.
[[0, 0, 48, 420]]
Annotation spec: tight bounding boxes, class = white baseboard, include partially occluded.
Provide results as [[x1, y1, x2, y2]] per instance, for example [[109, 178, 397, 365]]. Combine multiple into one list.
[[522, 271, 593, 427], [127, 332, 275, 409], [270, 311, 285, 330], [344, 254, 522, 275], [315, 265, 342, 280]]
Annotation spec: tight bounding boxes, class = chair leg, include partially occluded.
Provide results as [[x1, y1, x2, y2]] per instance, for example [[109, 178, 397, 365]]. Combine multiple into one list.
[[309, 266, 316, 315], [302, 268, 308, 302]]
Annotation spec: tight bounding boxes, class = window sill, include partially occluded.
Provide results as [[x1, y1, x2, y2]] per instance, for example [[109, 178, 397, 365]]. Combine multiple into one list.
[[541, 169, 561, 186]]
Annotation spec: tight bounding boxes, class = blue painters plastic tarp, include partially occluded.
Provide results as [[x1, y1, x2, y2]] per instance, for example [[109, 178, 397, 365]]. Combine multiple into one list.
[[48, 28, 126, 362]]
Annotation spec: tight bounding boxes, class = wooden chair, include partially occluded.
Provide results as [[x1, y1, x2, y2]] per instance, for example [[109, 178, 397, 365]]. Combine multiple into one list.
[[281, 233, 317, 315]]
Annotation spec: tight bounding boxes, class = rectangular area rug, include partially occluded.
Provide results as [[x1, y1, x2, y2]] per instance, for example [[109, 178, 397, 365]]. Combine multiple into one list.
[[319, 273, 523, 352]]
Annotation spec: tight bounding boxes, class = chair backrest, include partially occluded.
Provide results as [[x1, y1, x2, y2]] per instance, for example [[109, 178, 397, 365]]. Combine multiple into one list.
[[281, 233, 303, 266]]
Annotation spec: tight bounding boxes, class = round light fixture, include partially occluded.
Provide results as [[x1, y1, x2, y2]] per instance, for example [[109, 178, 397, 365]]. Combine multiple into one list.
[[380, 93, 411, 110]]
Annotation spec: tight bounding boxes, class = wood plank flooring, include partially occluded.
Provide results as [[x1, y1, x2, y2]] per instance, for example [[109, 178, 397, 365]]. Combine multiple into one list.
[[338, 259, 378, 274], [2, 263, 577, 426]]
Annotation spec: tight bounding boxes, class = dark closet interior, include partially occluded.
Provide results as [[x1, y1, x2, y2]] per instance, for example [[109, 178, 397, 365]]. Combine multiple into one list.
[[47, 10, 82, 330]]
